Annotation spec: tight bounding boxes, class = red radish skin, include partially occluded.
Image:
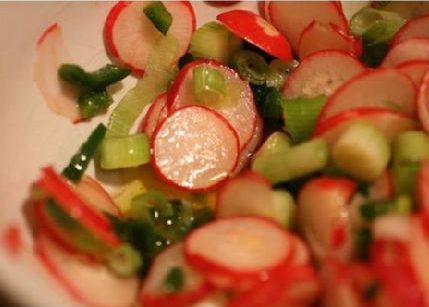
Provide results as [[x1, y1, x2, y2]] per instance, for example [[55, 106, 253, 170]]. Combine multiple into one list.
[[1, 224, 22, 258], [140, 243, 213, 307], [317, 69, 417, 122], [382, 38, 429, 68], [216, 171, 275, 219], [298, 21, 362, 59], [167, 60, 257, 150], [268, 1, 348, 52], [417, 69, 429, 133], [184, 217, 293, 291], [217, 10, 292, 62], [140, 93, 167, 138], [313, 107, 418, 145], [282, 50, 365, 99], [33, 24, 81, 122], [36, 167, 120, 247], [396, 60, 429, 86], [391, 14, 429, 47], [232, 114, 263, 175], [104, 1, 195, 75], [75, 175, 119, 216], [372, 240, 426, 307], [35, 234, 139, 307], [152, 106, 240, 192], [258, 1, 269, 21]]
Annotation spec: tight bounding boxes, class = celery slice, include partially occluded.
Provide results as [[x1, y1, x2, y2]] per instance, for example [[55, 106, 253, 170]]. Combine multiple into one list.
[[272, 190, 296, 228], [107, 243, 143, 278], [143, 1, 172, 36], [393, 131, 429, 164], [192, 66, 226, 105], [283, 95, 326, 144], [190, 22, 242, 63], [106, 34, 179, 138], [101, 134, 150, 170]]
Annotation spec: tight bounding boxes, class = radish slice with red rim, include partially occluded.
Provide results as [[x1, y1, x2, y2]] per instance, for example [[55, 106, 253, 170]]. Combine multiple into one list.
[[368, 170, 394, 201], [409, 216, 429, 296], [216, 171, 274, 219], [140, 93, 167, 138], [167, 60, 257, 150], [396, 60, 429, 86], [391, 14, 429, 47], [282, 50, 365, 99], [267, 1, 348, 52], [216, 10, 292, 61], [35, 234, 139, 307], [33, 24, 80, 123], [140, 243, 213, 307], [75, 175, 119, 216], [317, 69, 417, 122], [297, 21, 362, 59], [313, 107, 418, 146], [232, 114, 263, 175], [417, 69, 429, 133], [152, 105, 240, 192], [258, 1, 270, 21], [382, 38, 429, 68], [104, 1, 195, 75], [37, 167, 120, 247], [184, 217, 293, 291]]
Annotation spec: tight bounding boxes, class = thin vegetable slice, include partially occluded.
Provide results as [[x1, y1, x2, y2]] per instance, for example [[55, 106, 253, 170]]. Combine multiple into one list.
[[62, 123, 106, 182], [192, 66, 226, 105], [417, 69, 429, 133], [140, 93, 168, 137], [33, 24, 80, 122], [140, 243, 213, 307], [184, 217, 293, 291], [35, 233, 139, 307], [152, 106, 239, 191], [382, 38, 429, 67], [391, 13, 429, 46], [143, 1, 173, 36], [396, 60, 429, 86]]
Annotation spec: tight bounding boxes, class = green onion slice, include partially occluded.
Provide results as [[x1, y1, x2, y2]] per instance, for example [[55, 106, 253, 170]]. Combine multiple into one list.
[[192, 66, 226, 105], [144, 1, 173, 35]]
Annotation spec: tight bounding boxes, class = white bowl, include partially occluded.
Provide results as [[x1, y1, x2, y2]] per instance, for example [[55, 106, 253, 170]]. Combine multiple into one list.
[[0, 2, 365, 306]]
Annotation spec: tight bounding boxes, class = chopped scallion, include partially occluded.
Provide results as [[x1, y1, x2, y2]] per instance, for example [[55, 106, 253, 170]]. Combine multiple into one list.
[[143, 1, 172, 35], [192, 66, 226, 105], [107, 243, 143, 278]]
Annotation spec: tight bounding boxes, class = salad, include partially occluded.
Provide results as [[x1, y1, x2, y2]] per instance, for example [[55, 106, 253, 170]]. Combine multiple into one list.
[[21, 1, 429, 306]]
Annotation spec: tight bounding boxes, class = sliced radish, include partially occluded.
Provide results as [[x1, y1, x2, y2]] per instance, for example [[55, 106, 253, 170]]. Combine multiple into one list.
[[267, 1, 348, 52], [152, 106, 240, 192], [140, 243, 213, 307], [33, 24, 80, 122], [184, 217, 293, 291], [289, 235, 311, 266], [396, 60, 429, 86], [35, 234, 139, 307], [370, 1, 429, 20], [140, 93, 167, 138], [232, 114, 263, 174], [382, 38, 429, 68], [373, 215, 413, 242], [317, 69, 417, 122], [313, 108, 418, 146], [167, 60, 257, 149], [258, 1, 269, 21], [75, 175, 119, 216], [282, 50, 365, 99], [228, 265, 318, 307], [297, 21, 362, 59], [371, 240, 426, 307], [368, 170, 394, 201], [216, 171, 274, 219], [417, 160, 429, 233], [37, 167, 120, 247], [391, 14, 429, 47], [417, 69, 429, 133], [216, 10, 292, 61], [104, 1, 195, 74], [297, 177, 356, 261], [409, 216, 429, 298]]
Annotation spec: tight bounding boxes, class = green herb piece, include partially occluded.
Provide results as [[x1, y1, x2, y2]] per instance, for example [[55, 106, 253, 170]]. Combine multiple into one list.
[[78, 88, 113, 119], [144, 1, 172, 35], [162, 267, 184, 294], [62, 123, 106, 182]]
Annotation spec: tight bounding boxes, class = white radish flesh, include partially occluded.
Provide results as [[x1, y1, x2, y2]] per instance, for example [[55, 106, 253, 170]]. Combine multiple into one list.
[[282, 50, 365, 99], [317, 69, 417, 122], [168, 61, 257, 149], [298, 21, 361, 59], [417, 70, 429, 133], [396, 60, 429, 86], [268, 1, 348, 52], [391, 14, 429, 46], [382, 38, 429, 68], [140, 243, 212, 307], [33, 24, 80, 122], [152, 106, 239, 191], [35, 234, 139, 307]]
